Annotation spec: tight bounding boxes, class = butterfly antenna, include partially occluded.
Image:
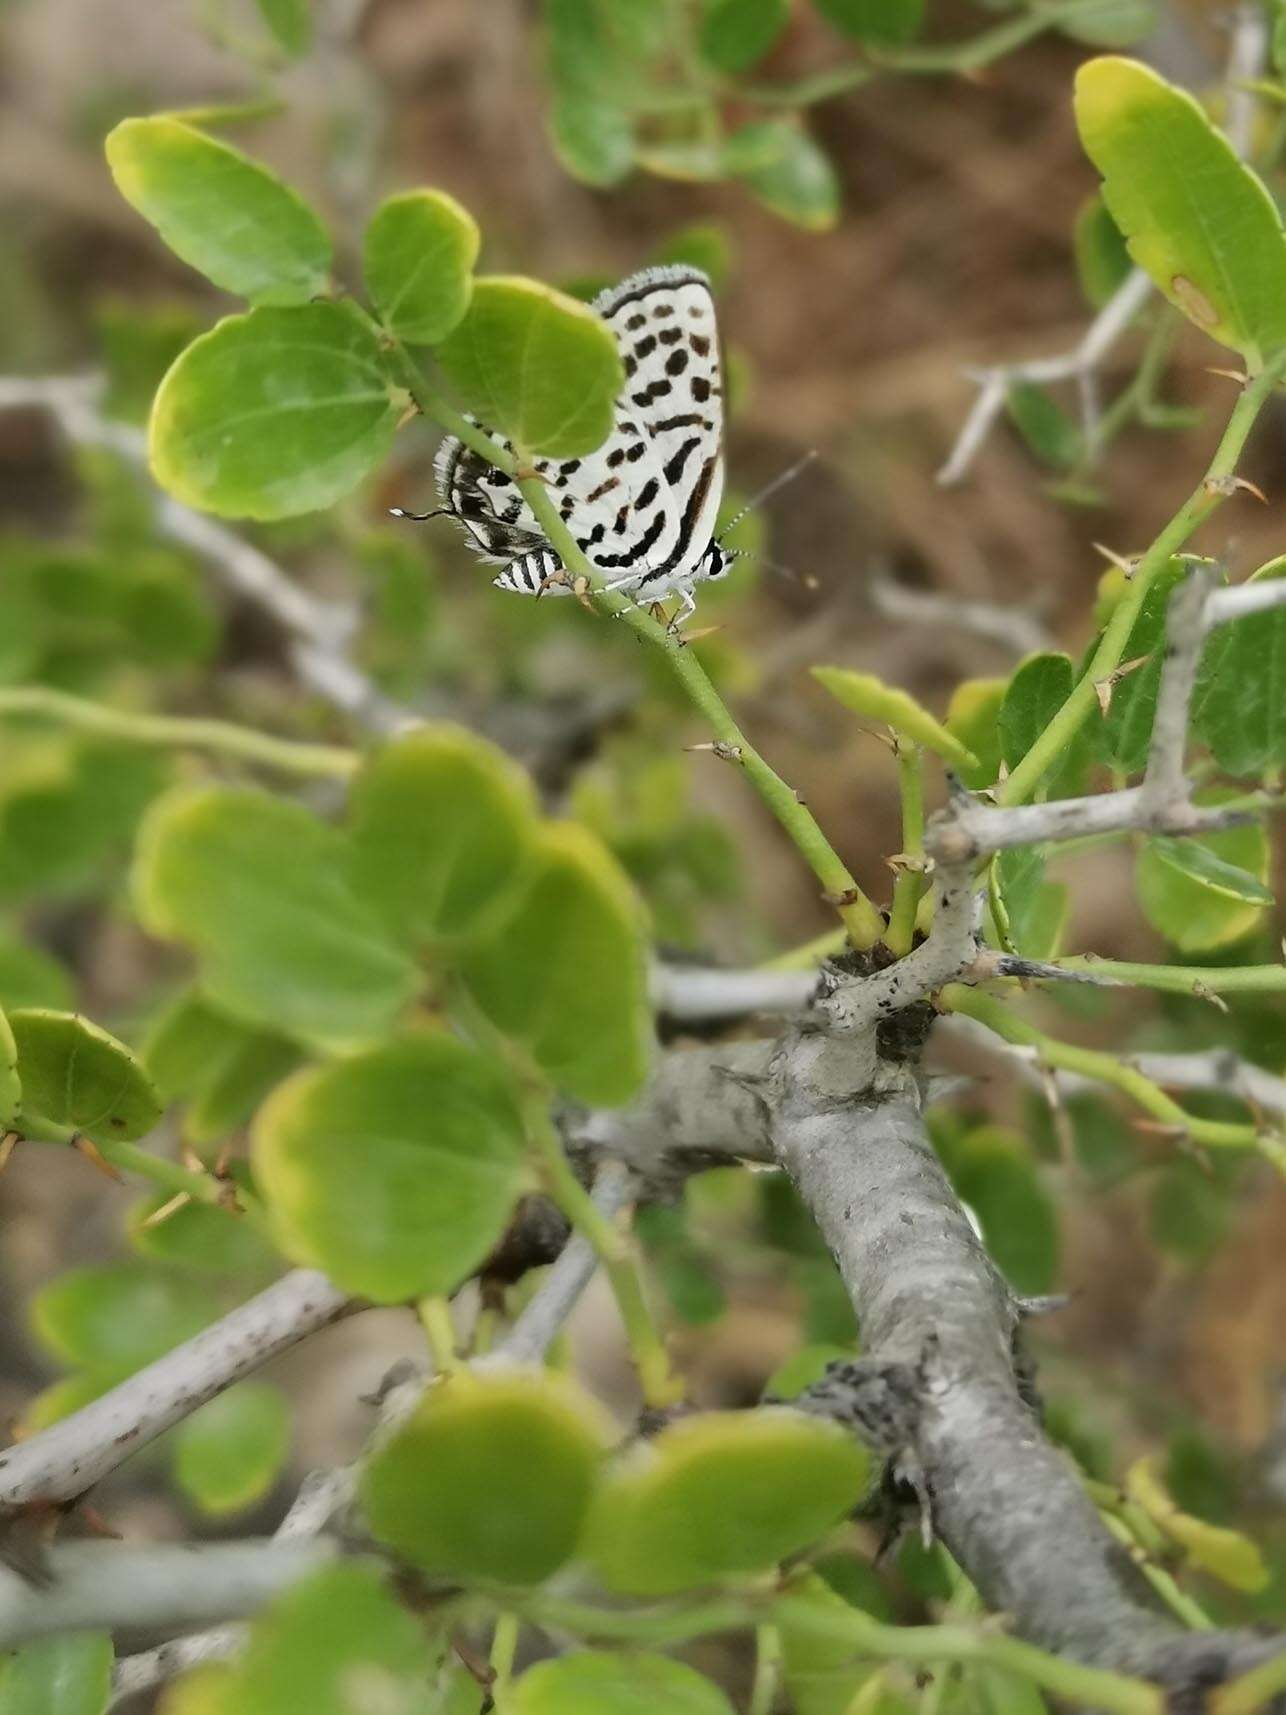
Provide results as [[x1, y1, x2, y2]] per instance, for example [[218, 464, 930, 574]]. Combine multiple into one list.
[[389, 505, 450, 523], [726, 545, 821, 592], [717, 448, 818, 542]]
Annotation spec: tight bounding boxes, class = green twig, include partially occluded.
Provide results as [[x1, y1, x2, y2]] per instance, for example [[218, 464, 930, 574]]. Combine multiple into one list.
[[1213, 1647, 1286, 1715], [0, 686, 358, 779], [1001, 353, 1286, 807], [489, 1612, 520, 1713], [417, 1296, 461, 1374], [750, 1622, 783, 1715], [886, 739, 925, 958], [1054, 957, 1286, 996], [942, 986, 1263, 1152], [1098, 1510, 1214, 1632]]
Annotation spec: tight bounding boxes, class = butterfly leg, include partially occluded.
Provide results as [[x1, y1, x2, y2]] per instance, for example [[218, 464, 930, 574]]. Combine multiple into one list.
[[667, 589, 698, 635]]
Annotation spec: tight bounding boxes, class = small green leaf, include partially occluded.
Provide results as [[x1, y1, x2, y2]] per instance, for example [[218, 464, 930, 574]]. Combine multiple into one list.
[[1135, 820, 1271, 951], [945, 677, 1007, 790], [173, 1382, 292, 1516], [8, 1009, 161, 1139], [726, 121, 840, 230], [31, 1261, 211, 1372], [999, 653, 1092, 796], [1074, 57, 1286, 362], [1192, 559, 1286, 776], [257, 0, 312, 56], [347, 726, 539, 948], [150, 304, 403, 521], [1094, 559, 1193, 773], [810, 0, 923, 44], [938, 1123, 1060, 1295], [588, 1410, 870, 1594], [236, 1562, 438, 1715], [1005, 382, 1084, 470], [1059, 0, 1157, 45], [434, 277, 624, 458], [363, 189, 479, 345], [991, 847, 1069, 963], [133, 786, 420, 1047], [105, 118, 330, 306], [252, 1034, 525, 1301], [1126, 1457, 1269, 1591], [0, 1633, 113, 1715], [1074, 194, 1134, 309], [699, 0, 790, 74], [550, 86, 635, 186], [458, 822, 652, 1106], [514, 1652, 734, 1715], [813, 667, 979, 771], [360, 1369, 609, 1583]]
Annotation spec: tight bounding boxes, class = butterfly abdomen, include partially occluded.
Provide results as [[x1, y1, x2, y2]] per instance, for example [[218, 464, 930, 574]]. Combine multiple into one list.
[[493, 546, 564, 595]]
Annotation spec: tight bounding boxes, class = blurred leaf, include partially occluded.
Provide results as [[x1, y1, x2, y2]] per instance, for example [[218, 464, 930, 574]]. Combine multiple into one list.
[[0, 1004, 16, 1128], [172, 1382, 291, 1516], [1075, 57, 1286, 362], [588, 1410, 869, 1594], [363, 189, 479, 345], [347, 726, 538, 948], [812, 667, 978, 770], [1073, 194, 1133, 309], [765, 1344, 853, 1400], [543, 0, 659, 186], [459, 822, 652, 1106], [129, 1186, 277, 1276], [1135, 819, 1271, 951], [31, 1260, 210, 1372], [976, 1669, 1048, 1715], [1059, 0, 1157, 45], [105, 118, 331, 306], [635, 1201, 726, 1325], [945, 677, 1007, 790], [361, 1369, 608, 1583], [990, 847, 1068, 963], [650, 223, 734, 290], [257, 0, 312, 56], [1094, 558, 1191, 773], [0, 1633, 113, 1715], [144, 992, 299, 1147], [435, 277, 624, 457], [150, 304, 403, 521], [1166, 1424, 1239, 1523], [9, 1009, 161, 1140], [514, 1653, 734, 1715], [0, 932, 72, 1014], [726, 121, 841, 230], [1005, 382, 1084, 470], [999, 653, 1092, 797], [1150, 1156, 1234, 1261], [96, 299, 206, 424], [699, 0, 790, 74], [779, 1571, 893, 1715], [550, 86, 635, 185], [938, 1123, 1060, 1294], [252, 1034, 525, 1301], [1126, 1456, 1269, 1590], [811, 0, 923, 44], [1192, 559, 1286, 776], [134, 786, 420, 1046]]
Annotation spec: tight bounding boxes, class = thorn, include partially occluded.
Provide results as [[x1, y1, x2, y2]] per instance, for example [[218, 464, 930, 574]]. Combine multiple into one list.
[[1204, 473, 1269, 502], [77, 1504, 122, 1540], [70, 1134, 124, 1183], [139, 1191, 191, 1230], [685, 740, 743, 762], [1189, 980, 1229, 1013], [885, 852, 930, 875], [676, 624, 723, 646], [180, 1143, 206, 1175], [1017, 1293, 1071, 1318], [1092, 541, 1139, 578], [823, 887, 865, 908], [513, 464, 547, 485], [571, 575, 595, 614], [1093, 678, 1114, 717], [213, 1144, 235, 1180], [394, 402, 419, 431], [1204, 365, 1249, 385], [0, 1131, 20, 1173]]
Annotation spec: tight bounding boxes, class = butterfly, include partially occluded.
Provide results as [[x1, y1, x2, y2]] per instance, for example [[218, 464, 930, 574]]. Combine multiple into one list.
[[392, 265, 729, 623]]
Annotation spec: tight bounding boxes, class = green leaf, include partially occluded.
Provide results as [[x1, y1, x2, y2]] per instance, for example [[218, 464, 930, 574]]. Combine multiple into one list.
[[938, 1123, 1060, 1295], [1135, 819, 1271, 951], [1005, 382, 1084, 470], [31, 1261, 211, 1372], [780, 1571, 886, 1715], [991, 847, 1068, 962], [543, 0, 644, 186], [252, 1034, 525, 1301], [172, 1382, 291, 1516], [812, 667, 979, 771], [1058, 0, 1157, 46], [1074, 194, 1134, 309], [699, 0, 790, 74], [1126, 1457, 1269, 1591], [360, 1369, 609, 1583], [999, 653, 1092, 797], [363, 189, 479, 345], [133, 786, 420, 1047], [1074, 57, 1286, 362], [765, 1344, 853, 1400], [588, 1410, 869, 1594], [0, 1633, 113, 1715], [257, 0, 312, 56], [8, 1009, 161, 1139], [514, 1652, 734, 1715], [144, 992, 299, 1147], [129, 1187, 278, 1276], [945, 677, 1007, 790], [550, 85, 635, 186], [1094, 558, 1191, 773], [234, 1562, 438, 1715], [347, 726, 538, 948], [726, 121, 841, 230], [811, 0, 923, 44], [105, 118, 330, 306], [0, 1005, 18, 1128], [150, 304, 403, 521], [458, 822, 652, 1106], [434, 277, 624, 458], [1192, 559, 1286, 776]]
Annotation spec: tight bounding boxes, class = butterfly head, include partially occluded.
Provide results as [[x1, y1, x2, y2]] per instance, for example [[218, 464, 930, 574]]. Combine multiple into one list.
[[698, 539, 732, 582]]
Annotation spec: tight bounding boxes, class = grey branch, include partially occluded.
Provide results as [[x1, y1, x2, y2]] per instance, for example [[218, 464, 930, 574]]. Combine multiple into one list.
[[0, 1541, 332, 1652], [0, 373, 411, 735], [651, 964, 818, 1020], [866, 570, 1056, 658]]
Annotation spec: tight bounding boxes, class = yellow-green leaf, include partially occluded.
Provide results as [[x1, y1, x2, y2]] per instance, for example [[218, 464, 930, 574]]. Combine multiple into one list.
[[363, 189, 479, 345], [8, 1009, 161, 1140], [813, 667, 979, 771], [1126, 1456, 1269, 1591]]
